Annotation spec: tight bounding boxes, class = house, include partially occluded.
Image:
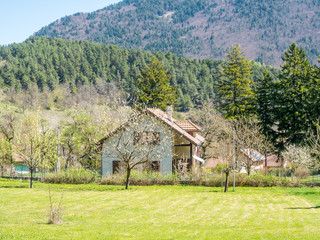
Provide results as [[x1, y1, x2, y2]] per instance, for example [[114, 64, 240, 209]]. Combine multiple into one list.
[[99, 106, 205, 176], [239, 148, 287, 170], [204, 149, 286, 172]]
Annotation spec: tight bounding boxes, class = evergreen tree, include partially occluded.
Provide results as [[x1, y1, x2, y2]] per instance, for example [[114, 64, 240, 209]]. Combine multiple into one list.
[[274, 43, 313, 145], [307, 56, 320, 131], [216, 45, 254, 120], [134, 57, 178, 110], [255, 70, 276, 140]]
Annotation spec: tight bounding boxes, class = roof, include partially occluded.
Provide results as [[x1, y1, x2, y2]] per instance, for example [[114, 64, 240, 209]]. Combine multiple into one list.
[[99, 108, 205, 146], [266, 154, 282, 167], [174, 120, 201, 132], [146, 108, 204, 146], [240, 148, 265, 162]]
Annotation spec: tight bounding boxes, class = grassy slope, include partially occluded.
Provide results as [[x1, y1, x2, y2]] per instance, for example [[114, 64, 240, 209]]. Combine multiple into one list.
[[0, 179, 319, 240]]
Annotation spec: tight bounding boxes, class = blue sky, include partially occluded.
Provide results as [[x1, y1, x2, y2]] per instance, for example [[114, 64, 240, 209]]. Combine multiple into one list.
[[0, 0, 121, 45]]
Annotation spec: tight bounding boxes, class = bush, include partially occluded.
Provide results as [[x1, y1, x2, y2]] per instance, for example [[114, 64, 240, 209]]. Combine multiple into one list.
[[44, 168, 98, 184], [100, 170, 179, 186], [292, 167, 310, 179], [100, 170, 300, 187], [267, 168, 292, 177]]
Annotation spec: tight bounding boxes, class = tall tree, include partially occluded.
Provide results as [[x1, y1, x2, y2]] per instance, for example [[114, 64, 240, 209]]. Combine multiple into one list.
[[216, 44, 254, 191], [134, 57, 178, 110], [307, 56, 320, 128], [274, 43, 313, 146], [216, 45, 254, 119], [255, 70, 276, 141]]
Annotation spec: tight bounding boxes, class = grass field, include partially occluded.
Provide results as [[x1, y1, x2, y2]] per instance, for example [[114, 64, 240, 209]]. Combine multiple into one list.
[[0, 179, 319, 240]]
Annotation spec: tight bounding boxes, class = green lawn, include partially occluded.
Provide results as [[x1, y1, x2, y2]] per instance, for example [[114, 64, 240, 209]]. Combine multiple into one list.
[[0, 179, 319, 240]]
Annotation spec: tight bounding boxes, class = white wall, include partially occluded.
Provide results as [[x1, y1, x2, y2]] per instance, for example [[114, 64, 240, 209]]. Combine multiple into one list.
[[101, 115, 173, 176]]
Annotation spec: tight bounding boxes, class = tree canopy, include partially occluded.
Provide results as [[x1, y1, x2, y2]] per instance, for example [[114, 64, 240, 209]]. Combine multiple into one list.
[[134, 57, 177, 110]]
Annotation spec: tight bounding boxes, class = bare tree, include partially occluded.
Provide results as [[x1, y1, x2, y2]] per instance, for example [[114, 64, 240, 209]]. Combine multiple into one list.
[[187, 102, 217, 159], [204, 113, 234, 192], [236, 119, 267, 175], [0, 109, 18, 164], [306, 124, 320, 171], [103, 109, 171, 189]]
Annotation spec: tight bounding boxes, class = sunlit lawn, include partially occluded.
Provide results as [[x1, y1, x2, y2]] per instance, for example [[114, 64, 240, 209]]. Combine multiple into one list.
[[0, 179, 319, 240]]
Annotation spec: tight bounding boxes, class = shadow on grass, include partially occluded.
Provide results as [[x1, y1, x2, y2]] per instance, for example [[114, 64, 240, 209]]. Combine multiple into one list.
[[285, 206, 320, 209], [0, 185, 29, 189]]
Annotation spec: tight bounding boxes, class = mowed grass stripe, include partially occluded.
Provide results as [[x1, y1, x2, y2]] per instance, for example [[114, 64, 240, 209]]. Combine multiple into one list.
[[0, 181, 319, 239]]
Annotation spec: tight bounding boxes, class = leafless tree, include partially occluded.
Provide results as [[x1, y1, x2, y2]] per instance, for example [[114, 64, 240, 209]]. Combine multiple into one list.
[[306, 124, 320, 171], [236, 119, 268, 175], [0, 109, 18, 176], [187, 102, 217, 159], [203, 113, 234, 192], [103, 109, 171, 189]]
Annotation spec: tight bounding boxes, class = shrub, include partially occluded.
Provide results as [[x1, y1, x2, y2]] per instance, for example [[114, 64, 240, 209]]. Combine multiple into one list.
[[292, 167, 310, 179], [48, 187, 63, 224], [99, 170, 300, 187], [44, 168, 98, 184], [100, 170, 179, 186], [267, 168, 292, 177]]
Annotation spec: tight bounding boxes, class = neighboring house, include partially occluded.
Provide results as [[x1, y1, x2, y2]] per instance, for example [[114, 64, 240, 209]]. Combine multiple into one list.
[[99, 107, 205, 176], [204, 149, 286, 172], [203, 158, 224, 169], [13, 153, 29, 174], [239, 148, 287, 170]]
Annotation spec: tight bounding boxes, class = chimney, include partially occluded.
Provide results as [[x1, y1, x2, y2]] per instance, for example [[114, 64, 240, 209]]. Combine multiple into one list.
[[167, 106, 173, 122]]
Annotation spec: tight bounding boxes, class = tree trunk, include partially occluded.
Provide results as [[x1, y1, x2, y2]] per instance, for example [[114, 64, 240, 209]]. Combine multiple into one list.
[[30, 169, 33, 189], [224, 170, 229, 192], [264, 148, 268, 175], [125, 167, 131, 190], [247, 165, 251, 176]]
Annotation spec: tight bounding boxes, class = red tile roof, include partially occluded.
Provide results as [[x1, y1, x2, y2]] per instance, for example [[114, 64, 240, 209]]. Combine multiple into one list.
[[174, 120, 201, 132], [99, 108, 205, 146], [146, 108, 204, 146]]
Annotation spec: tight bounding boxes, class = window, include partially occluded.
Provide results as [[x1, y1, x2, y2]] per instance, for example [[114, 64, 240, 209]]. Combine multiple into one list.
[[134, 131, 160, 145], [151, 161, 160, 172], [112, 160, 121, 174]]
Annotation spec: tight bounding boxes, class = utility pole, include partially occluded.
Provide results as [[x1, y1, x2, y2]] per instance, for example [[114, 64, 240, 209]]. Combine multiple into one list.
[[57, 126, 61, 172], [233, 125, 236, 191]]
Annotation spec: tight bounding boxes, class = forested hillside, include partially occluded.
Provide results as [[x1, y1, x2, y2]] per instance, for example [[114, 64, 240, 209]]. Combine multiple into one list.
[[34, 0, 320, 66], [0, 37, 273, 110]]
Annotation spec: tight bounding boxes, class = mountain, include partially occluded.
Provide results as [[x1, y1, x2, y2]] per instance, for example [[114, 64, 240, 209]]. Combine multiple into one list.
[[34, 0, 320, 66], [0, 37, 274, 110]]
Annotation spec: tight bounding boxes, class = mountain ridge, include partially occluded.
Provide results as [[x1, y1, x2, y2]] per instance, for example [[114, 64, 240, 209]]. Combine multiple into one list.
[[34, 0, 320, 66]]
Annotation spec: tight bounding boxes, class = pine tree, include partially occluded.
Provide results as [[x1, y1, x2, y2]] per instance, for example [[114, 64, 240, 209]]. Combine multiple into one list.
[[216, 45, 254, 191], [216, 45, 254, 120], [307, 56, 320, 131], [134, 57, 178, 110], [275, 43, 313, 145], [255, 70, 276, 140]]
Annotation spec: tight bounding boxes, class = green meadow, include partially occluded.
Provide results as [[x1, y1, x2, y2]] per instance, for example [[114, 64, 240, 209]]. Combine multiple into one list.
[[0, 179, 319, 240]]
